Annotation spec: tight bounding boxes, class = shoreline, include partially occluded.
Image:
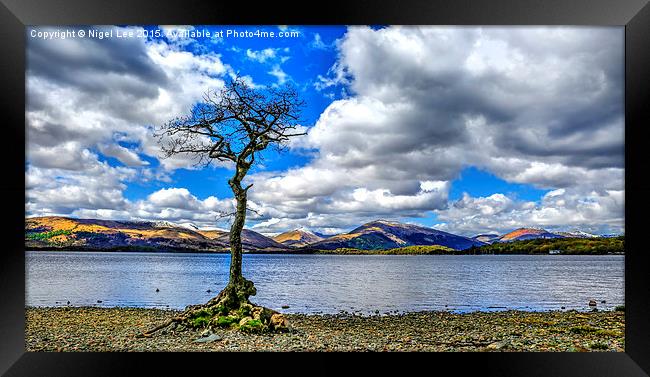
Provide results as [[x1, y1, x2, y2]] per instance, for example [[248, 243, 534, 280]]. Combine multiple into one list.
[[26, 248, 625, 255], [26, 306, 625, 352]]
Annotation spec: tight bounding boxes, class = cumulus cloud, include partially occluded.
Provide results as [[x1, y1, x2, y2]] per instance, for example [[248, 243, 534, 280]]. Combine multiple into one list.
[[434, 188, 624, 236], [26, 25, 625, 236], [26, 162, 135, 216], [98, 143, 149, 167], [27, 25, 229, 174], [246, 26, 624, 234], [26, 25, 234, 219], [65, 187, 274, 229]]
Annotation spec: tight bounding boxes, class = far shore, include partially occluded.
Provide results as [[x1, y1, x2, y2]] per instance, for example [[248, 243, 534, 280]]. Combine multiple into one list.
[[25, 247, 625, 256], [26, 306, 625, 352]]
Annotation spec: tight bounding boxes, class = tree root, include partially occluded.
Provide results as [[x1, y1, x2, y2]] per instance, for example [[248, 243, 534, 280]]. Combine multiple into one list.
[[138, 281, 288, 338]]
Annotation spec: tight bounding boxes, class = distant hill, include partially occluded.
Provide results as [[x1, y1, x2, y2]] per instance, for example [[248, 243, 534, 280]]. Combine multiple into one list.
[[25, 217, 288, 252], [26, 216, 615, 254], [198, 228, 288, 250], [465, 236, 624, 255], [498, 228, 564, 242], [472, 234, 501, 244], [272, 229, 324, 247], [555, 231, 598, 238], [306, 219, 485, 251]]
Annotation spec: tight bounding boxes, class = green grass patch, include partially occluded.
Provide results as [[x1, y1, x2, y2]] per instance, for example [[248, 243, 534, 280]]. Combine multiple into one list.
[[26, 229, 72, 240]]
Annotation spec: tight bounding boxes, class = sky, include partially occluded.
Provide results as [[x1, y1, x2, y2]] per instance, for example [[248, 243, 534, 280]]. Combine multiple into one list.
[[25, 25, 625, 237]]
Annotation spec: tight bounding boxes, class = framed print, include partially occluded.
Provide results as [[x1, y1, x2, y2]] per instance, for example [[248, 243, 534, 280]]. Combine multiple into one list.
[[1, 0, 649, 375]]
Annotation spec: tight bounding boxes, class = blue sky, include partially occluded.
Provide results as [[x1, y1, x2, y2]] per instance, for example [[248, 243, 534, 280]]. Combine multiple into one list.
[[25, 25, 624, 236]]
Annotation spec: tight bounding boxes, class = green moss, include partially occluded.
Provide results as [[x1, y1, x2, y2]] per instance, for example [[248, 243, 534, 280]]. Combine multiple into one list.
[[187, 308, 216, 328], [216, 315, 239, 327], [238, 305, 252, 317], [239, 319, 264, 333], [190, 315, 211, 328]]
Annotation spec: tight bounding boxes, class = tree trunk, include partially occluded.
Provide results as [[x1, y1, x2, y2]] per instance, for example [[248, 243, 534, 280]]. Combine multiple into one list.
[[208, 176, 256, 311], [228, 188, 246, 284]]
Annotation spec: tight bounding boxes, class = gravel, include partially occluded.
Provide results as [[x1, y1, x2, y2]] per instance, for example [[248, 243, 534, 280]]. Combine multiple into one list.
[[25, 307, 625, 352]]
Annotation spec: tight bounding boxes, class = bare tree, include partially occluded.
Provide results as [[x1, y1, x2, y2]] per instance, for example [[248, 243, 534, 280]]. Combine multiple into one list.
[[147, 77, 304, 334]]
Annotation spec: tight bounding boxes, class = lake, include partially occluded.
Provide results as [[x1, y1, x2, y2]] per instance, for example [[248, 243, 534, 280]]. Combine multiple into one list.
[[25, 251, 624, 314]]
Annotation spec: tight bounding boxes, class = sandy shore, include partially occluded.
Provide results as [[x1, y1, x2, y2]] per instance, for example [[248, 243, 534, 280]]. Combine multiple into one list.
[[25, 307, 625, 352]]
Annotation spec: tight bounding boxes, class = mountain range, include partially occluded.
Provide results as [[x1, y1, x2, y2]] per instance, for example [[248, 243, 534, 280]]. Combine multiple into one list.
[[471, 228, 598, 244], [272, 229, 324, 247], [25, 217, 288, 252], [25, 216, 612, 253], [300, 219, 485, 250]]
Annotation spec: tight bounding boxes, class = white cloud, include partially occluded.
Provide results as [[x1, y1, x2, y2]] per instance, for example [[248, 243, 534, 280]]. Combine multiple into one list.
[[268, 65, 288, 85], [246, 48, 277, 63], [26, 25, 625, 237], [26, 25, 236, 221], [434, 189, 624, 236], [98, 143, 149, 166], [310, 33, 329, 50], [247, 26, 624, 234]]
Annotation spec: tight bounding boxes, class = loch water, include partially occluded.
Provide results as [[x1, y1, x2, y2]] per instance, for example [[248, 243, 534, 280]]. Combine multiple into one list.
[[26, 251, 624, 314]]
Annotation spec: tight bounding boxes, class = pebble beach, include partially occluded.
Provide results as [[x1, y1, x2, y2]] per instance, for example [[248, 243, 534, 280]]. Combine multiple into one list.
[[26, 307, 625, 352]]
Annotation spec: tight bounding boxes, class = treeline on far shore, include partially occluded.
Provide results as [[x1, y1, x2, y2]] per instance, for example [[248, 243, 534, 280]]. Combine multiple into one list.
[[462, 236, 624, 255], [304, 237, 624, 255], [27, 236, 624, 255]]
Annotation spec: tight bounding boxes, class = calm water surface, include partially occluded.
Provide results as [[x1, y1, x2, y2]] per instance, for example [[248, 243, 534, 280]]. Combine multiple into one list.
[[26, 251, 624, 314]]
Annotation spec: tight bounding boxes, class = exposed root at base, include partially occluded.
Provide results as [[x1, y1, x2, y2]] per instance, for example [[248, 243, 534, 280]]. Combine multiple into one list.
[[139, 282, 288, 337]]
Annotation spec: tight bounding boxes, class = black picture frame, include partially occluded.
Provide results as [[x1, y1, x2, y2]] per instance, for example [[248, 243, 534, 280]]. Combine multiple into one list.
[[1, 0, 649, 375]]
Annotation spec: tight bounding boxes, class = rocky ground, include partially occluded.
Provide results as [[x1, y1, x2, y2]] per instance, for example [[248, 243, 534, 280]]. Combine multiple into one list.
[[25, 307, 625, 352]]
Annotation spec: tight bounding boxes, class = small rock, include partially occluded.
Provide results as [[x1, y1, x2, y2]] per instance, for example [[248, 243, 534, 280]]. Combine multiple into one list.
[[96, 300, 102, 303], [193, 333, 222, 343], [281, 305, 290, 309], [66, 301, 70, 305], [270, 313, 288, 330], [561, 306, 566, 310], [206, 289, 212, 293], [588, 300, 597, 306], [486, 340, 508, 350], [155, 288, 159, 292], [601, 300, 606, 304]]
